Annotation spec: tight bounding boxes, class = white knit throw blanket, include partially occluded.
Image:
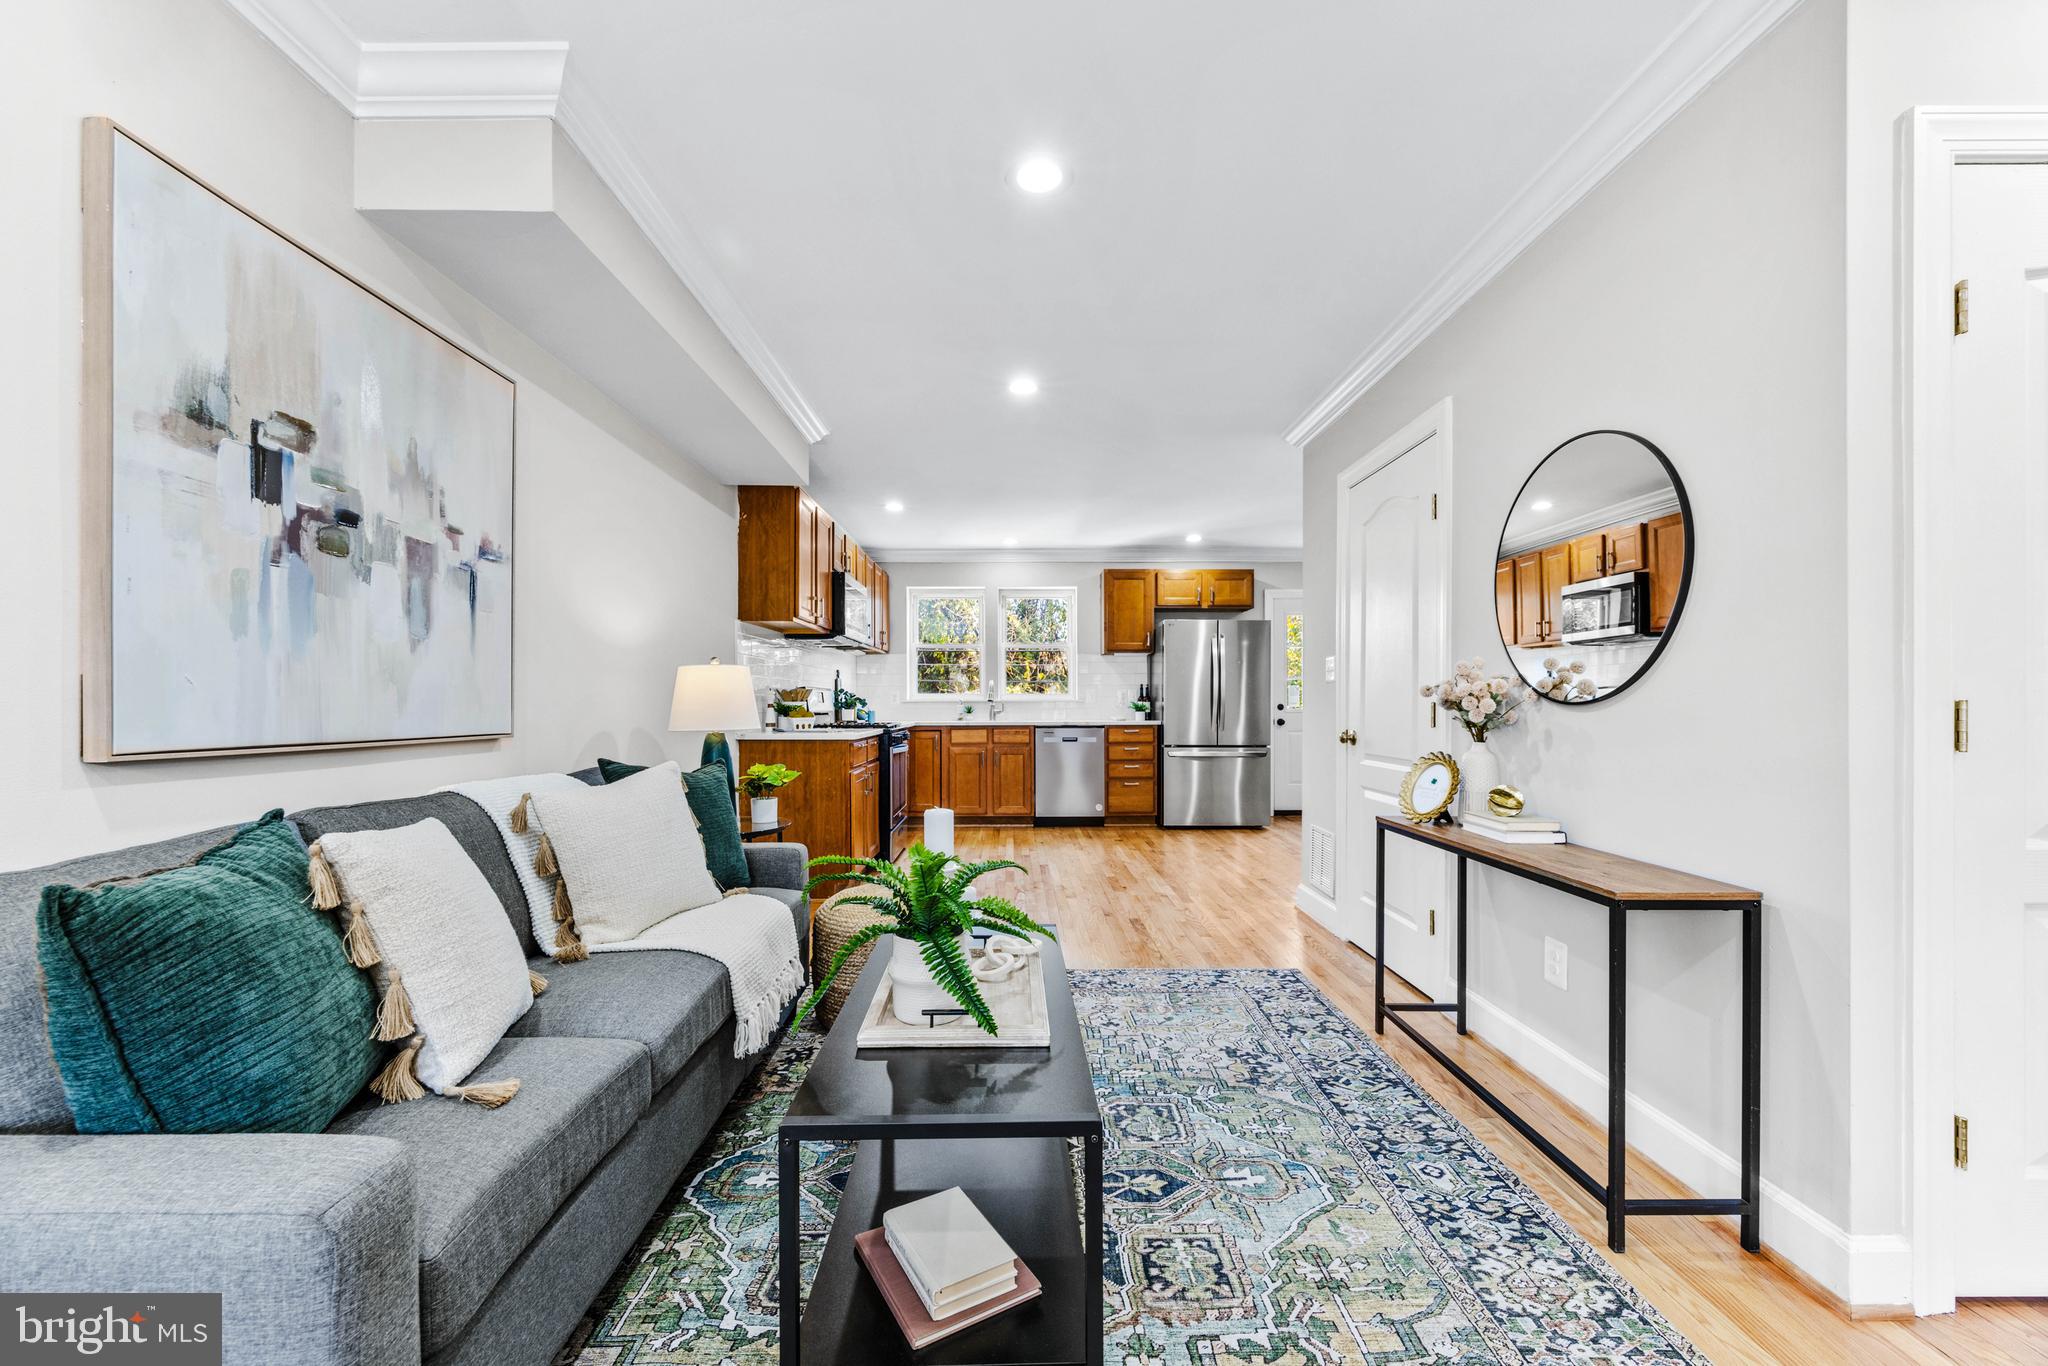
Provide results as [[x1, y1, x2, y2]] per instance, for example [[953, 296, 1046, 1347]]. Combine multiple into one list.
[[446, 773, 804, 1057]]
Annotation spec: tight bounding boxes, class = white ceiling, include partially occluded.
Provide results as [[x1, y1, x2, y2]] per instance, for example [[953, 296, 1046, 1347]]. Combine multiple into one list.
[[310, 0, 1753, 554]]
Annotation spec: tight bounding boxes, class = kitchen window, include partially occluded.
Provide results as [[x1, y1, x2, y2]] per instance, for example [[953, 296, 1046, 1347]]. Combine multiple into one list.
[[907, 588, 985, 697], [998, 588, 1075, 697]]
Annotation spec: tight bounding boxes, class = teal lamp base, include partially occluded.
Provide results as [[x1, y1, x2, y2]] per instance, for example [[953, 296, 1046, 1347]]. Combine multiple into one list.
[[703, 732, 737, 793]]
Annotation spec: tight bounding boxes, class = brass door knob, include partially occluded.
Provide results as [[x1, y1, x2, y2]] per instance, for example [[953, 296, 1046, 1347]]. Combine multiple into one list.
[[1338, 729, 1357, 745]]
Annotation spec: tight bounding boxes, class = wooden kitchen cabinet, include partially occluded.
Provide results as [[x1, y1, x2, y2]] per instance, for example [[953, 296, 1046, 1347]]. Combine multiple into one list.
[[1104, 724, 1159, 824], [1646, 512, 1686, 631], [907, 728, 944, 814], [847, 760, 880, 859], [944, 729, 991, 817], [1503, 546, 1568, 647], [873, 566, 891, 653], [1538, 545, 1569, 644], [1495, 559, 1516, 647], [1568, 532, 1607, 584], [1607, 521, 1648, 574], [1512, 551, 1543, 646], [990, 730, 1034, 817], [1203, 569, 1255, 609], [1155, 569, 1204, 609], [737, 486, 836, 633], [1102, 569, 1156, 654]]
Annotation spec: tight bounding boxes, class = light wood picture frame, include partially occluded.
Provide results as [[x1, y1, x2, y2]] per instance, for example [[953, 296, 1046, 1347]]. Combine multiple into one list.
[[80, 118, 516, 762]]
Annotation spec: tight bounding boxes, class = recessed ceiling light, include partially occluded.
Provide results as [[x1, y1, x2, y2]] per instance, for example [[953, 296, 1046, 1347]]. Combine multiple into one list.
[[883, 499, 905, 513], [1007, 374, 1040, 398], [1185, 533, 1203, 544], [1012, 156, 1066, 194], [1003, 537, 1019, 548], [1529, 499, 1554, 512]]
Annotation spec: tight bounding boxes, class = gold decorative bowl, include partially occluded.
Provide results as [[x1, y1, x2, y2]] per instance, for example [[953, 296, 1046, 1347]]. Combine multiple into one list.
[[1487, 785, 1525, 819]]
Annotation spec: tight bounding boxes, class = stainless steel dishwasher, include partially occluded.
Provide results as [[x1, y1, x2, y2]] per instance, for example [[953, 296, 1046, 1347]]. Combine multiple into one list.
[[1034, 727, 1105, 823]]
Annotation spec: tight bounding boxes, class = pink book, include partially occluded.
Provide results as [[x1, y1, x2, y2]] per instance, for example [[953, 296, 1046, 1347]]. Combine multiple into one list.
[[853, 1227, 1042, 1350]]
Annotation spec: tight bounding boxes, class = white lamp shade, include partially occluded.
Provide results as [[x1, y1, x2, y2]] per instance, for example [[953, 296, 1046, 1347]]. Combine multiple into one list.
[[668, 664, 761, 733]]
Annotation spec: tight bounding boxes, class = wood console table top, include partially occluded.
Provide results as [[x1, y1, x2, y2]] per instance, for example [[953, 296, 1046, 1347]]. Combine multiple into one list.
[[1376, 816, 1761, 905]]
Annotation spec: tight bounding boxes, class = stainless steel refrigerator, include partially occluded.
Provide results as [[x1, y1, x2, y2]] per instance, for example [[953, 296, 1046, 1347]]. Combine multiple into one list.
[[1152, 618, 1272, 827]]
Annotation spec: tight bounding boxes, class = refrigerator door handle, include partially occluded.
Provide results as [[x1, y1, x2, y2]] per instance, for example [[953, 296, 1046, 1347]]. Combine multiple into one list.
[[1166, 746, 1269, 758]]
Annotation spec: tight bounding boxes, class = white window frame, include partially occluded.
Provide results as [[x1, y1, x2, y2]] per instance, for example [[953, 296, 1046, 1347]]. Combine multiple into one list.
[[904, 587, 988, 698], [996, 586, 1078, 699]]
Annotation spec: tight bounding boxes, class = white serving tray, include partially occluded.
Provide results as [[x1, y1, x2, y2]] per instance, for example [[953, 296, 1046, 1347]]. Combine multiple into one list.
[[855, 942, 1052, 1048]]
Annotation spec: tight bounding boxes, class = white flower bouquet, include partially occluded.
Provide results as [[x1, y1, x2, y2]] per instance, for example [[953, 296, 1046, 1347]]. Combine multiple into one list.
[[1536, 657, 1598, 702], [1422, 659, 1530, 743]]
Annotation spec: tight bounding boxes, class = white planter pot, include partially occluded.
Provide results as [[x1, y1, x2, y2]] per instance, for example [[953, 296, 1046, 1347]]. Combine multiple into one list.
[[749, 797, 779, 827], [1460, 738, 1499, 818], [775, 716, 796, 732], [889, 934, 975, 1025]]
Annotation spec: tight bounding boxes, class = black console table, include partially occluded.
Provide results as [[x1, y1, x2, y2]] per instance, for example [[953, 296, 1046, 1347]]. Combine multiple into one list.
[[1373, 815, 1762, 1254]]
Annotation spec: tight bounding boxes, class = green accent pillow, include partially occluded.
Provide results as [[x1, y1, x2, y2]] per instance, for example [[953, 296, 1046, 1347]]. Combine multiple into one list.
[[598, 759, 751, 890], [36, 810, 379, 1134]]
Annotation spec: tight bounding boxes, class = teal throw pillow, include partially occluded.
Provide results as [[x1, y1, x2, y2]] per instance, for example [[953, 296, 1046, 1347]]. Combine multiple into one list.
[[36, 810, 379, 1134], [598, 759, 751, 890]]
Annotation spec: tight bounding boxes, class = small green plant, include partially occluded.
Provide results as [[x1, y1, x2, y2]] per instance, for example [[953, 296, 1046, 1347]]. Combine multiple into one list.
[[770, 697, 806, 718], [794, 844, 1055, 1035], [835, 685, 866, 712], [1128, 698, 1151, 713], [738, 763, 801, 798]]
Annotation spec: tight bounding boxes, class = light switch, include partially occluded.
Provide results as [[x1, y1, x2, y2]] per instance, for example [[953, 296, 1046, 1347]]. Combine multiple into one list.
[[1323, 656, 1336, 682]]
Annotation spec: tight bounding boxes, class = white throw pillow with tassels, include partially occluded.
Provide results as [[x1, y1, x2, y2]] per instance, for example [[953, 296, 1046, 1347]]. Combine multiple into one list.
[[525, 761, 724, 957], [307, 818, 543, 1108]]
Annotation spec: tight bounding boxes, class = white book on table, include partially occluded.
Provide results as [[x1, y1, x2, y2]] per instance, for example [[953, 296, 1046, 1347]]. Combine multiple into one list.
[[1477, 829, 1567, 844], [880, 1187, 1018, 1307], [1462, 813, 1564, 834], [883, 1226, 1017, 1319]]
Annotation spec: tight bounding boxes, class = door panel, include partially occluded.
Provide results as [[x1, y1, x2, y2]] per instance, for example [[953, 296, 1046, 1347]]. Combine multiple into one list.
[[1269, 592, 1304, 812], [1102, 569, 1155, 653], [1568, 532, 1606, 583], [1951, 164, 2048, 1294], [1538, 544, 1570, 646], [1606, 521, 1648, 574], [1343, 433, 1447, 995], [1215, 621, 1269, 747], [1155, 569, 1203, 609], [1512, 551, 1542, 646], [1158, 619, 1216, 746], [1205, 569, 1255, 609]]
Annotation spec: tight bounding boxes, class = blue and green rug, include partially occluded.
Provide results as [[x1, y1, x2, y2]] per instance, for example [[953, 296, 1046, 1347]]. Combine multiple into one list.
[[561, 969, 1705, 1364]]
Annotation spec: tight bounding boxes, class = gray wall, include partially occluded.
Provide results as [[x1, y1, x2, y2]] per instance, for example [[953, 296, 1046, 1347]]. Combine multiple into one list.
[[1, 0, 742, 866], [1300, 0, 1849, 1244]]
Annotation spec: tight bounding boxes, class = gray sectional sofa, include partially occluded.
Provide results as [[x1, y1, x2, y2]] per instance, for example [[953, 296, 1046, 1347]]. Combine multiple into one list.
[[0, 771, 809, 1366]]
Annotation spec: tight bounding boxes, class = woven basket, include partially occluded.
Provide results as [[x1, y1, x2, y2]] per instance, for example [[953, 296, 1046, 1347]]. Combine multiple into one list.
[[810, 891, 893, 1031]]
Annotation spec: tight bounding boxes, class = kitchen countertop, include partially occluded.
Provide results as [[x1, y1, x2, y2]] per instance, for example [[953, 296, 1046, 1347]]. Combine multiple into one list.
[[893, 717, 1161, 727], [736, 719, 1162, 741], [734, 727, 884, 741]]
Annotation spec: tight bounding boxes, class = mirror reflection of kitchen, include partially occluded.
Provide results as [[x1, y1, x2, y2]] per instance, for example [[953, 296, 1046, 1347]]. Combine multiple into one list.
[[1494, 431, 1689, 703]]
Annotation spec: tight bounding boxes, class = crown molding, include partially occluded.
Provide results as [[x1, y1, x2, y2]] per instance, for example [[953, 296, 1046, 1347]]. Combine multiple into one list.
[[1282, 0, 1805, 448], [867, 546, 1303, 565], [220, 0, 828, 445], [1498, 489, 1682, 557], [553, 88, 830, 444], [355, 42, 568, 119]]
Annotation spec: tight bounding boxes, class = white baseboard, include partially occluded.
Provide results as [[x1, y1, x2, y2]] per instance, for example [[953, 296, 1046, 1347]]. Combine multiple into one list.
[[1462, 991, 1910, 1308], [1293, 883, 1341, 936]]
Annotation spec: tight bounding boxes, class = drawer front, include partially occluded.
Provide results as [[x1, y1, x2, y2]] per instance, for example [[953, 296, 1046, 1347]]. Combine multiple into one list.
[[1107, 742, 1155, 762], [1107, 725, 1157, 743], [992, 727, 1034, 746], [1107, 778, 1157, 812], [853, 739, 878, 762], [1108, 760, 1156, 779], [947, 727, 990, 747]]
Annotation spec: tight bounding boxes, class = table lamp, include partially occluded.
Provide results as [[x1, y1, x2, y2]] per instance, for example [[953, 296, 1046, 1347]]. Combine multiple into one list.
[[669, 659, 762, 792]]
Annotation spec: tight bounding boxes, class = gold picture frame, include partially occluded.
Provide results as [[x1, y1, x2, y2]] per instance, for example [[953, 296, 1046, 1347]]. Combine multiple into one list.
[[1398, 751, 1461, 823]]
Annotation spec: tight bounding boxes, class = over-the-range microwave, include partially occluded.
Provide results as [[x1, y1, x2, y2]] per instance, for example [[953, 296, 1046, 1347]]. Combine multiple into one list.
[[1559, 571, 1652, 645]]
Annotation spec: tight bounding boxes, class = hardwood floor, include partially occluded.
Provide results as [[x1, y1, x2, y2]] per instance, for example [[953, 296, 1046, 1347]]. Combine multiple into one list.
[[936, 815, 2048, 1366]]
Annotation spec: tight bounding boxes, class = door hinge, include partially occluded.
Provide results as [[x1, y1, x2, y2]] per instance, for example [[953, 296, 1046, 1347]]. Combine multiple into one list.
[[1429, 907, 1436, 935], [1431, 493, 1439, 520], [1954, 279, 1970, 335], [1954, 1114, 1969, 1169], [1954, 699, 1970, 753]]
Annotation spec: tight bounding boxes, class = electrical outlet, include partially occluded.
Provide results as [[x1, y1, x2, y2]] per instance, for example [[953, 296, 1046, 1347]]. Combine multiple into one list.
[[1543, 937, 1568, 990], [1324, 655, 1336, 682]]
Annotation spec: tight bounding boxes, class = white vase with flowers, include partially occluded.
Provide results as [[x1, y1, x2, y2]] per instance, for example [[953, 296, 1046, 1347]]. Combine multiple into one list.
[[1421, 660, 1530, 818]]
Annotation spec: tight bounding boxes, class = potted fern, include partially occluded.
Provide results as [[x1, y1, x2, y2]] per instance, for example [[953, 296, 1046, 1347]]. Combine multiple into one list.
[[795, 844, 1055, 1034]]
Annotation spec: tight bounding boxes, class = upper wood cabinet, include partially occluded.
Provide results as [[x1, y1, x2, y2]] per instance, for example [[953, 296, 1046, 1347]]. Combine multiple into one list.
[[738, 486, 891, 653], [1607, 521, 1648, 575], [1101, 566, 1258, 654], [1568, 532, 1607, 584], [1494, 559, 1516, 647], [1204, 569, 1254, 609], [1102, 570, 1156, 653], [1646, 512, 1685, 631], [738, 486, 834, 633], [1155, 569, 1204, 609]]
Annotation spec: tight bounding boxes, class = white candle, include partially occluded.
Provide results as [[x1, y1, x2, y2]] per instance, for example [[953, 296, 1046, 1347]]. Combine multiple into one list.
[[924, 807, 955, 857]]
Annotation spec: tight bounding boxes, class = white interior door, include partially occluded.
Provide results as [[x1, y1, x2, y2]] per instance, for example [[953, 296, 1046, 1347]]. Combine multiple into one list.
[[1950, 162, 2048, 1296], [1267, 589, 1304, 811], [1340, 428, 1447, 997]]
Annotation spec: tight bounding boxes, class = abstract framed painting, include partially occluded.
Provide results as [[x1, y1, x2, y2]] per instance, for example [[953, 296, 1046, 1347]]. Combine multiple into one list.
[[80, 119, 515, 761]]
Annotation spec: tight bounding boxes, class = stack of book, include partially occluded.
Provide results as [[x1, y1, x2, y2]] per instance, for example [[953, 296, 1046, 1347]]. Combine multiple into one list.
[[1462, 811, 1567, 845], [854, 1186, 1041, 1348]]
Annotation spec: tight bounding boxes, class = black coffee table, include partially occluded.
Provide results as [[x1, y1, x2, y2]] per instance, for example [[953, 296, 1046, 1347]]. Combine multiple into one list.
[[777, 933, 1103, 1366]]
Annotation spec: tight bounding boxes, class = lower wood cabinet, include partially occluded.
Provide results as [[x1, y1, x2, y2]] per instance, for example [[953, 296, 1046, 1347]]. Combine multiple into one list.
[[1104, 724, 1158, 822], [735, 735, 874, 893], [907, 728, 944, 814], [991, 729, 1034, 817], [944, 729, 990, 817], [848, 760, 879, 860]]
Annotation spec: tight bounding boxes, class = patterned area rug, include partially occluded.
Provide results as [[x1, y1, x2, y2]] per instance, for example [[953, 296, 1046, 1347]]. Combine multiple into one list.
[[560, 969, 1706, 1364]]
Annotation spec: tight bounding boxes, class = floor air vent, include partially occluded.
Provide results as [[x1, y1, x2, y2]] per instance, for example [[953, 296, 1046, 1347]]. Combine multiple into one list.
[[1305, 825, 1335, 897]]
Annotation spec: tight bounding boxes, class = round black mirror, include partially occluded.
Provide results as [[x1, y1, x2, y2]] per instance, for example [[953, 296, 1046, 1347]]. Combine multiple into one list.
[[1493, 430, 1691, 705]]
